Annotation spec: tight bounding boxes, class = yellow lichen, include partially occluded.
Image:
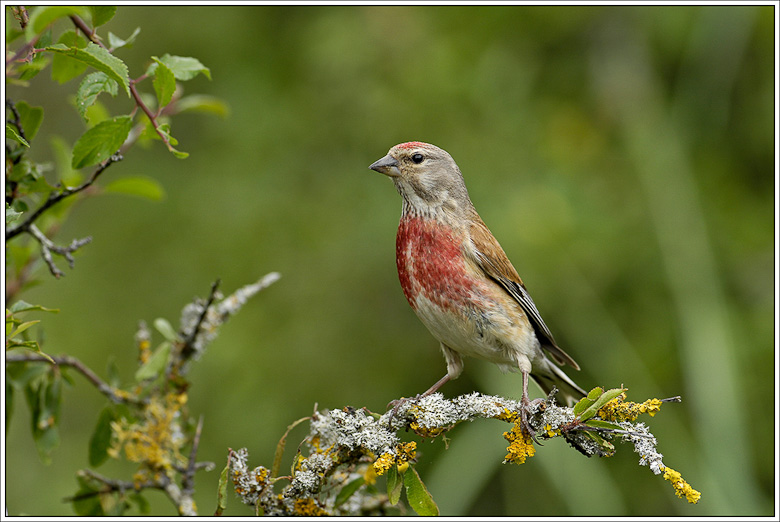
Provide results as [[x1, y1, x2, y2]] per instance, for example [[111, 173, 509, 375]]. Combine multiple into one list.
[[503, 420, 535, 465], [661, 466, 701, 504], [397, 441, 417, 463], [372, 452, 395, 476], [409, 420, 446, 438], [108, 392, 187, 472], [372, 442, 417, 476], [598, 394, 664, 422], [293, 498, 327, 516]]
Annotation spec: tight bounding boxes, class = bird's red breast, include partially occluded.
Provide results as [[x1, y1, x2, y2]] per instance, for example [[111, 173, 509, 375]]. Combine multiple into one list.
[[396, 214, 476, 312]]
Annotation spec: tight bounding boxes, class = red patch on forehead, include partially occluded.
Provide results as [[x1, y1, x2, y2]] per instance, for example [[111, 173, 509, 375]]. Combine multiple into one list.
[[397, 141, 428, 150]]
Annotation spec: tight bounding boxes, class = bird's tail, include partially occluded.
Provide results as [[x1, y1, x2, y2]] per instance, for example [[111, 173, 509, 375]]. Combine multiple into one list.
[[531, 359, 588, 407]]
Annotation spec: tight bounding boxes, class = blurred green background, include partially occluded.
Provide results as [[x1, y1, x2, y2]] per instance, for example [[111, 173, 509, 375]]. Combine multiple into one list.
[[5, 5, 775, 516]]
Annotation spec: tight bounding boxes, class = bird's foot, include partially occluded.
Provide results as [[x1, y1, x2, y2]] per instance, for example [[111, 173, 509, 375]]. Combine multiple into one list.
[[521, 397, 545, 444], [386, 394, 421, 421]]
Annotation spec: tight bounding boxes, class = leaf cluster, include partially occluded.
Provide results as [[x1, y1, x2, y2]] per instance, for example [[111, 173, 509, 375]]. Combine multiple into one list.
[[4, 6, 228, 516]]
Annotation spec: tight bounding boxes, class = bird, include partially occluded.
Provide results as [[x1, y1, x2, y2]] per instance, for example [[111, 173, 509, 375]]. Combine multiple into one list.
[[369, 141, 586, 435]]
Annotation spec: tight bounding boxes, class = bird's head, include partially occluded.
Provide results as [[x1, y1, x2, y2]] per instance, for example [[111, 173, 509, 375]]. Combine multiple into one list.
[[369, 142, 472, 218]]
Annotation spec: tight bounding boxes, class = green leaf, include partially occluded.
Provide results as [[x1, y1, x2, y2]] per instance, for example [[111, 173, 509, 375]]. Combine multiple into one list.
[[108, 27, 141, 51], [27, 6, 90, 37], [24, 372, 62, 464], [582, 431, 616, 457], [134, 342, 171, 382], [151, 57, 176, 109], [15, 101, 44, 141], [335, 477, 365, 507], [573, 396, 595, 417], [6, 204, 23, 225], [9, 319, 40, 339], [106, 357, 121, 388], [386, 464, 403, 505], [89, 406, 116, 467], [45, 42, 130, 96], [72, 476, 104, 516], [5, 124, 29, 147], [587, 387, 604, 400], [153, 318, 178, 341], [16, 55, 51, 81], [579, 387, 626, 422], [104, 176, 165, 201], [76, 72, 119, 122], [9, 300, 59, 314], [215, 459, 230, 516], [403, 466, 439, 516], [89, 6, 117, 27], [51, 30, 88, 84], [128, 493, 150, 515], [50, 135, 81, 186], [71, 115, 132, 169], [147, 54, 211, 81], [175, 95, 230, 118]]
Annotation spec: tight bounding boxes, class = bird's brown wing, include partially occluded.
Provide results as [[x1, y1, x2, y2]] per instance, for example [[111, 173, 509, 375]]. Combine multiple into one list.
[[468, 217, 580, 370]]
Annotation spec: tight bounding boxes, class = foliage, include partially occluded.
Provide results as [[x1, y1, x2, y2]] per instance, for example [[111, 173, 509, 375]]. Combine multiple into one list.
[[4, 5, 231, 515]]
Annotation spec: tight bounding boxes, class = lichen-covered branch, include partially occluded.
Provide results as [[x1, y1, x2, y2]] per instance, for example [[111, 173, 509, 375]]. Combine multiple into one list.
[[226, 389, 699, 516]]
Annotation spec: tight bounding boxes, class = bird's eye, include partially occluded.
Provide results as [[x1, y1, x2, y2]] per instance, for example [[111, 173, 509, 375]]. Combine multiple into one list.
[[411, 153, 424, 164]]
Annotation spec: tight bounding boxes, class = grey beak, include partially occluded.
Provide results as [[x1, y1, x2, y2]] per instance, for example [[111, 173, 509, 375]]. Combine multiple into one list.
[[369, 154, 401, 177]]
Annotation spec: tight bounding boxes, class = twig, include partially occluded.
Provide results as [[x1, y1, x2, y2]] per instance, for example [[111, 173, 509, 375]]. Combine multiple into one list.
[[68, 14, 100, 46], [6, 98, 27, 142], [11, 6, 29, 29], [28, 224, 92, 278], [64, 469, 162, 502], [4, 352, 147, 405], [5, 154, 122, 241], [179, 279, 221, 361], [182, 415, 205, 496]]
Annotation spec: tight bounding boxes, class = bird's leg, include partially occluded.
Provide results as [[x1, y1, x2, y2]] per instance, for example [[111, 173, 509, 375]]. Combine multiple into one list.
[[387, 374, 451, 419], [520, 371, 544, 441]]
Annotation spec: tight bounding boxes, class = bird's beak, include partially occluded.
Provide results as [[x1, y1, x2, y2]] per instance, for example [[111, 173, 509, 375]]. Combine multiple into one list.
[[369, 154, 401, 177]]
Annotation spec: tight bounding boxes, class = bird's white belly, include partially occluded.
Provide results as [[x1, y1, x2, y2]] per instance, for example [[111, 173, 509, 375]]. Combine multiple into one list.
[[413, 293, 540, 372]]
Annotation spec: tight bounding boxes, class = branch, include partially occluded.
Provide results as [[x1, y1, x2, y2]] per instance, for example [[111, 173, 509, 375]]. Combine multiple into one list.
[[179, 279, 221, 362], [181, 415, 205, 496], [4, 352, 147, 406], [27, 224, 92, 278], [227, 390, 698, 516], [69, 14, 101, 46], [64, 469, 162, 502], [5, 154, 122, 241], [6, 98, 27, 142]]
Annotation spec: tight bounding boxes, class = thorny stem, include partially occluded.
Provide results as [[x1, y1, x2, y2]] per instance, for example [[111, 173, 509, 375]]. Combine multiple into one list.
[[4, 352, 147, 406]]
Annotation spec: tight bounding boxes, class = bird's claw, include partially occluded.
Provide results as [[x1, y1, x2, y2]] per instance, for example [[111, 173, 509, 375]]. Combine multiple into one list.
[[386, 394, 421, 422], [521, 397, 545, 445]]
